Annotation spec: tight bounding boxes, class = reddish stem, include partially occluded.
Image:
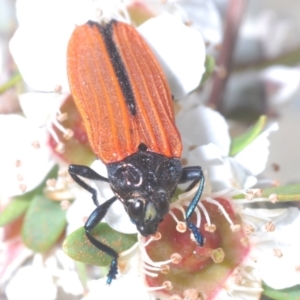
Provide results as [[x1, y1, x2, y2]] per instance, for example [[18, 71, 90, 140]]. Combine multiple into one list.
[[208, 0, 247, 111]]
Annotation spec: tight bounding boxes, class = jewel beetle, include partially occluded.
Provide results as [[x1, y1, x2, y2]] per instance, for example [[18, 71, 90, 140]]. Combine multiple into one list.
[[67, 19, 204, 284]]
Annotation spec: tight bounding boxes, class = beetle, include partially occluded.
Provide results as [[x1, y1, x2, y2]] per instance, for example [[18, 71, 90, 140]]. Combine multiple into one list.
[[67, 19, 204, 284]]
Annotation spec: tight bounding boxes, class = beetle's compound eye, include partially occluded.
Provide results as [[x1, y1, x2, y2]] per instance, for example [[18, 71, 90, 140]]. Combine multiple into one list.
[[127, 198, 144, 222]]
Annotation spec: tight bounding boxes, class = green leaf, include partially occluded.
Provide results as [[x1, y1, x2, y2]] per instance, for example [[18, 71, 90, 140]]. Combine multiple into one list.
[[230, 115, 267, 156], [63, 223, 137, 266], [74, 261, 88, 290], [0, 72, 22, 94], [263, 283, 300, 300], [22, 195, 66, 252], [200, 55, 215, 85], [262, 184, 300, 202], [0, 165, 59, 227], [233, 184, 300, 202], [0, 197, 30, 227]]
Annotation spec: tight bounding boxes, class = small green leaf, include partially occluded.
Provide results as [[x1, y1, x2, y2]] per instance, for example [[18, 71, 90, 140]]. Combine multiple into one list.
[[200, 55, 215, 85], [22, 195, 66, 252], [262, 184, 300, 202], [233, 184, 300, 202], [263, 282, 300, 300], [63, 223, 137, 266], [74, 261, 88, 290], [0, 196, 30, 227], [0, 166, 59, 227], [230, 115, 267, 156], [0, 72, 22, 94]]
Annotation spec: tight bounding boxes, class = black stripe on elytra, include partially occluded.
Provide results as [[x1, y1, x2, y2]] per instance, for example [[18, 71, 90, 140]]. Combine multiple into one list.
[[87, 20, 136, 116]]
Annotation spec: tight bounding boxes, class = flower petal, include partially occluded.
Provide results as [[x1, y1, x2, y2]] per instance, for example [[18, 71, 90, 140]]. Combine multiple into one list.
[[138, 14, 206, 99], [188, 144, 232, 191], [234, 122, 278, 176], [5, 265, 57, 300], [19, 92, 66, 127], [10, 24, 71, 91], [177, 105, 231, 157], [0, 114, 54, 197]]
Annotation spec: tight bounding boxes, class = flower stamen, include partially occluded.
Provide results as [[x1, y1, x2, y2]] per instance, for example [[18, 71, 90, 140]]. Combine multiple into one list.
[[273, 248, 283, 258], [244, 224, 255, 235], [204, 223, 216, 233], [197, 201, 211, 226], [171, 253, 182, 264], [146, 281, 173, 292], [176, 222, 187, 233], [211, 248, 225, 263], [31, 141, 40, 149], [265, 221, 275, 232], [204, 197, 234, 226], [183, 289, 204, 300], [269, 193, 278, 203]]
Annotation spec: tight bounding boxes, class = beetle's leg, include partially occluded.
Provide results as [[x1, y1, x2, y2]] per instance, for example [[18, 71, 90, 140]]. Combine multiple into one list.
[[85, 196, 119, 284], [179, 166, 205, 246], [69, 164, 109, 206]]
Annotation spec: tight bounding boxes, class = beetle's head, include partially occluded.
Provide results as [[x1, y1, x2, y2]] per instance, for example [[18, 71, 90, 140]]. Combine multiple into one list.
[[107, 151, 182, 237], [124, 191, 170, 236]]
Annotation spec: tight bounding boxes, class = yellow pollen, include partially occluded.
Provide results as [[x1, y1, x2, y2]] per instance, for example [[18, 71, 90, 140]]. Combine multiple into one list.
[[57, 113, 68, 122], [171, 253, 182, 264], [163, 281, 173, 291], [240, 237, 249, 247], [176, 221, 187, 233], [63, 128, 74, 140], [230, 224, 241, 232], [273, 248, 283, 258], [183, 289, 204, 300], [153, 232, 162, 240], [211, 248, 225, 263], [265, 221, 275, 232], [55, 142, 65, 153], [244, 224, 255, 235], [31, 141, 40, 149], [19, 184, 27, 193], [269, 193, 278, 203], [204, 223, 216, 232], [160, 265, 170, 274], [15, 159, 22, 167]]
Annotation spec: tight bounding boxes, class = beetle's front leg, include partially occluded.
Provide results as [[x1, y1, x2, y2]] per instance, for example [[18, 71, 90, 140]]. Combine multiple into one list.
[[85, 196, 119, 284], [69, 164, 109, 206], [179, 166, 205, 246]]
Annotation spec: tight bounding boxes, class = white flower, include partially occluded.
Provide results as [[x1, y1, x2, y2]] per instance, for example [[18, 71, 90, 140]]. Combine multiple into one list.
[[0, 114, 54, 197], [138, 14, 205, 99], [10, 1, 205, 98], [242, 207, 300, 289], [83, 246, 152, 300], [176, 104, 278, 191], [5, 256, 57, 300]]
